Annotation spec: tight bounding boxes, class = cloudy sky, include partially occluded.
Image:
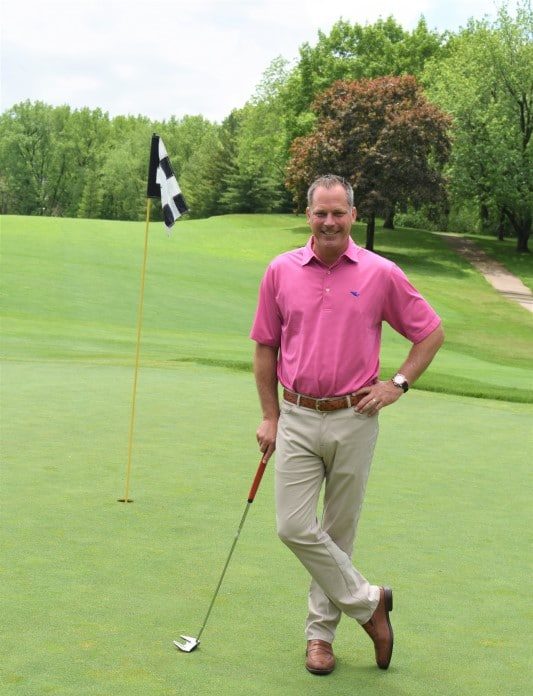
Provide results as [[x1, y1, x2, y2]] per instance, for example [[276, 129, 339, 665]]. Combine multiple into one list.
[[2, 0, 500, 123]]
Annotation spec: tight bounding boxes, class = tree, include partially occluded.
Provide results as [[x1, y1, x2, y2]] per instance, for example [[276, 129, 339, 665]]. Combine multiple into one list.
[[179, 123, 224, 218], [218, 109, 285, 213], [282, 17, 444, 145], [66, 107, 110, 218], [0, 101, 75, 215], [285, 76, 451, 250], [159, 115, 216, 177], [424, 1, 532, 252], [0, 102, 225, 221], [77, 167, 105, 219], [218, 58, 292, 214], [99, 117, 152, 221]]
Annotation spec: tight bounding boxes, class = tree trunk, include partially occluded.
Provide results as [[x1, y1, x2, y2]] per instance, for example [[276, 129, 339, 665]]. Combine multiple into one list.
[[383, 204, 395, 229], [504, 207, 531, 253], [480, 202, 491, 234], [365, 213, 376, 251], [497, 207, 505, 241], [516, 230, 530, 253]]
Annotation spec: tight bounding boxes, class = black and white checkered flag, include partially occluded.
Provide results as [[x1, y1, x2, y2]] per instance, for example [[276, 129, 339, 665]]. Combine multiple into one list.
[[147, 134, 189, 230]]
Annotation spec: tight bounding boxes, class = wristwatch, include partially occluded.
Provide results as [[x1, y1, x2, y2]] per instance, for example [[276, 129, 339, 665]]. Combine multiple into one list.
[[391, 373, 409, 393]]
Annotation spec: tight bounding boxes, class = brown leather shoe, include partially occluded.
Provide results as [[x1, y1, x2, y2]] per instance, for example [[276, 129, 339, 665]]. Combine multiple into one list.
[[305, 639, 336, 675], [361, 586, 394, 669]]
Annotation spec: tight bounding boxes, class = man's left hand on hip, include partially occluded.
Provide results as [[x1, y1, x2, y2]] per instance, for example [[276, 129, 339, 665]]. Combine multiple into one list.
[[354, 381, 403, 416]]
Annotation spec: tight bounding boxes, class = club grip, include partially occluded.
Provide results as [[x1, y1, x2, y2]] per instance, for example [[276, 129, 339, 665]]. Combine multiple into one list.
[[247, 457, 268, 503]]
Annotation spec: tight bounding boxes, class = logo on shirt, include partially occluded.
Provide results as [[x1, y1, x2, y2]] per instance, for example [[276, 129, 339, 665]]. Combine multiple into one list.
[[350, 291, 360, 297]]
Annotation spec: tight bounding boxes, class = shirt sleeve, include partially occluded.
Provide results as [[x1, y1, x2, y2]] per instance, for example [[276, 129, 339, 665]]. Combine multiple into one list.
[[250, 264, 282, 347], [383, 264, 441, 343]]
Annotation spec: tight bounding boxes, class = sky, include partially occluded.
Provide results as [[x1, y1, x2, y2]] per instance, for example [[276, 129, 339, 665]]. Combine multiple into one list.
[[1, 0, 501, 123]]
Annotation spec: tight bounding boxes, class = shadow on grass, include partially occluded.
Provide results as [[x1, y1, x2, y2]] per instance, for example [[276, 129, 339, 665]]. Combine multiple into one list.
[[370, 227, 473, 279], [378, 248, 471, 279], [173, 357, 252, 372], [286, 224, 309, 235]]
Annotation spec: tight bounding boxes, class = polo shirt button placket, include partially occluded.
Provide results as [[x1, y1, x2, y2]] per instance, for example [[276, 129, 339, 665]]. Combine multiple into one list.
[[324, 286, 332, 310], [322, 268, 333, 310]]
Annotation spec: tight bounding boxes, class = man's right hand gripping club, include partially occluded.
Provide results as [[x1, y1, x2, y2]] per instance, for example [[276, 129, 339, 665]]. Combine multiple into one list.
[[256, 415, 278, 463]]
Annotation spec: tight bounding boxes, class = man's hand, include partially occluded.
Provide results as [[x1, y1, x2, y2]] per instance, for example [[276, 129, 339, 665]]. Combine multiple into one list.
[[354, 381, 402, 416], [256, 416, 278, 462], [355, 326, 445, 416]]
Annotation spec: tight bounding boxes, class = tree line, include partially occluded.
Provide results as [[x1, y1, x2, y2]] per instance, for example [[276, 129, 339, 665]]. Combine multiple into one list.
[[0, 3, 530, 252]]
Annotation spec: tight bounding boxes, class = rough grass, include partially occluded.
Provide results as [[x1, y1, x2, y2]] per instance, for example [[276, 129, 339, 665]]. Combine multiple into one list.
[[1, 214, 532, 401]]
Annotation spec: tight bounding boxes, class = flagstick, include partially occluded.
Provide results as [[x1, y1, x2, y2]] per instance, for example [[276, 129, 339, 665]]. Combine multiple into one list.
[[118, 197, 152, 503]]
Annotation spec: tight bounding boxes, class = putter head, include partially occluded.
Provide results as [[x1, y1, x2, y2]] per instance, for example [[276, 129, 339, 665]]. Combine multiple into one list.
[[173, 635, 200, 653]]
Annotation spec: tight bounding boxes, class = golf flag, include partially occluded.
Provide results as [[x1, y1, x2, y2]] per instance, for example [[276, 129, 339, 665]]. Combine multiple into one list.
[[119, 135, 189, 503], [147, 134, 189, 229]]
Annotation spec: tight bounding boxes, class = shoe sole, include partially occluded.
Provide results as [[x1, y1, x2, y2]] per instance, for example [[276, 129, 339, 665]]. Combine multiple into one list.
[[306, 665, 335, 675]]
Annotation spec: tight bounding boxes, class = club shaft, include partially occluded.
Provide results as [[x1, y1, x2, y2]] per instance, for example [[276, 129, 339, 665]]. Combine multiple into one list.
[[196, 501, 251, 641], [190, 457, 267, 644]]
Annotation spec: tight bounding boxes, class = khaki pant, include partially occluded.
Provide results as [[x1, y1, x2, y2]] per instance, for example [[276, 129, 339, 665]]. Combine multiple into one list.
[[275, 399, 380, 643]]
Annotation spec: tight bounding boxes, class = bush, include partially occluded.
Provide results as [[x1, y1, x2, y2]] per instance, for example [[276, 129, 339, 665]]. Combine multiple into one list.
[[447, 205, 480, 234], [394, 209, 440, 230]]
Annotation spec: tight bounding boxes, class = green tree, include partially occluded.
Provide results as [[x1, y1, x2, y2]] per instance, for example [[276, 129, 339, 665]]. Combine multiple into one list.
[[0, 101, 74, 215], [286, 76, 451, 250], [65, 107, 110, 218], [99, 117, 152, 221], [77, 167, 105, 219], [179, 123, 224, 218], [218, 58, 291, 214], [424, 1, 532, 252], [0, 175, 12, 214], [0, 103, 223, 221], [218, 107, 282, 213], [208, 110, 242, 213], [282, 17, 444, 145], [159, 115, 216, 176]]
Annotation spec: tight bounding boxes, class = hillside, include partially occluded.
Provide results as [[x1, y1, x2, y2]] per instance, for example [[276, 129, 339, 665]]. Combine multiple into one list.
[[1, 214, 532, 402]]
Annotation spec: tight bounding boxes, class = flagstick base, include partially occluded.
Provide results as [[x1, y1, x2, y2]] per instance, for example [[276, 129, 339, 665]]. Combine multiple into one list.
[[117, 498, 134, 503]]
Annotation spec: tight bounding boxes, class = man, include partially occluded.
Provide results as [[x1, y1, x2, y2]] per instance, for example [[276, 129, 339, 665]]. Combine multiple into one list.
[[250, 174, 444, 675]]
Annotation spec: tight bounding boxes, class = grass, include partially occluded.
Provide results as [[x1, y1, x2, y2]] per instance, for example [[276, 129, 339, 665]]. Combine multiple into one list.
[[1, 213, 532, 695], [1, 214, 532, 401], [1, 361, 531, 696]]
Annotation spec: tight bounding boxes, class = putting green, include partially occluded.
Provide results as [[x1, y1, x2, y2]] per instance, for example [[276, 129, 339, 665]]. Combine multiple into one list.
[[1, 360, 531, 695]]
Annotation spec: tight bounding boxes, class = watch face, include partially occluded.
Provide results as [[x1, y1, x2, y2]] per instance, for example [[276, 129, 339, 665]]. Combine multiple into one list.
[[393, 375, 407, 391]]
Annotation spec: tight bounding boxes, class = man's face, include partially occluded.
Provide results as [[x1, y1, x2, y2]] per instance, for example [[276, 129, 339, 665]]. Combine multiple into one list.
[[306, 184, 356, 264]]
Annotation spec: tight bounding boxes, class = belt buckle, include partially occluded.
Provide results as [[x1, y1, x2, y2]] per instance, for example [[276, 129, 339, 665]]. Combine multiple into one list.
[[315, 398, 327, 411]]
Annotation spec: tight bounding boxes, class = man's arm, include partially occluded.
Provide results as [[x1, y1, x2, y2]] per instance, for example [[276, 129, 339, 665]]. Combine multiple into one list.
[[254, 342, 280, 462], [355, 324, 445, 416]]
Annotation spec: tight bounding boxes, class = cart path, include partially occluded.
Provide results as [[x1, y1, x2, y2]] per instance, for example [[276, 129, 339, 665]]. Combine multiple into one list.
[[443, 235, 533, 313]]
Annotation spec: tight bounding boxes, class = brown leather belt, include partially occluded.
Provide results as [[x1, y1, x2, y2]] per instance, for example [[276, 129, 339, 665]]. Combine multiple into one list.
[[283, 388, 364, 412]]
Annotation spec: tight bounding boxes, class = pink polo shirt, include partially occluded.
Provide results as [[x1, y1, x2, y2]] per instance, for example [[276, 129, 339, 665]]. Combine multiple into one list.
[[250, 236, 441, 398]]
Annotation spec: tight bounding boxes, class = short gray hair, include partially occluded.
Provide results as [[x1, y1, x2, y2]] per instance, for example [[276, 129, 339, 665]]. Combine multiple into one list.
[[307, 174, 354, 208]]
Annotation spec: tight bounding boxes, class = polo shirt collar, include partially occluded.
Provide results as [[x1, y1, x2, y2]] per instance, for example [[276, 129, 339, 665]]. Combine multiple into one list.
[[302, 236, 361, 266]]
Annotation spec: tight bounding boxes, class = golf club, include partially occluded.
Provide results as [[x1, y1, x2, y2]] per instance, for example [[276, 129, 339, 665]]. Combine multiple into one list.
[[173, 456, 268, 653]]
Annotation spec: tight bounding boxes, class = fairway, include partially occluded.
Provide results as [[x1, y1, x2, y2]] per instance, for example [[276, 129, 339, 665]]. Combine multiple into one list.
[[1, 214, 532, 695]]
